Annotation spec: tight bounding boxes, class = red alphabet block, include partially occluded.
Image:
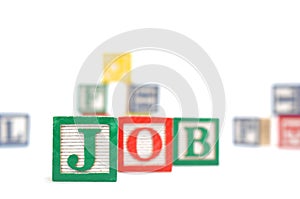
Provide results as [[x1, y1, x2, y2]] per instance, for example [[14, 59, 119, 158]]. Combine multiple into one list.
[[118, 117, 173, 172], [279, 115, 300, 149]]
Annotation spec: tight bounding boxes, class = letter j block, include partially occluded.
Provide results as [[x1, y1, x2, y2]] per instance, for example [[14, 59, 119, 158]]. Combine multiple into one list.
[[52, 117, 117, 182], [118, 117, 173, 172], [173, 118, 219, 165]]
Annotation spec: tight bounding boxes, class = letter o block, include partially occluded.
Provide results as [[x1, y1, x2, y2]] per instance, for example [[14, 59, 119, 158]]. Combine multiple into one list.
[[118, 117, 173, 172]]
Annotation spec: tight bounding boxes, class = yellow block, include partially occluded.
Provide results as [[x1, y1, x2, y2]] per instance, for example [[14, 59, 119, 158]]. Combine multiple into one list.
[[102, 53, 131, 84]]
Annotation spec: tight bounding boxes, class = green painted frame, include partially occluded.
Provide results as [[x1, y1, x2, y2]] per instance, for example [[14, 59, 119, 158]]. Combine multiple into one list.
[[78, 84, 108, 114], [52, 117, 117, 182], [173, 118, 219, 166]]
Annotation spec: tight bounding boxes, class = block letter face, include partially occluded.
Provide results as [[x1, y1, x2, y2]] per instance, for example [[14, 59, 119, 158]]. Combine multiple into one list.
[[52, 117, 117, 182], [78, 85, 107, 115], [118, 117, 173, 172], [173, 118, 219, 165], [279, 116, 300, 149]]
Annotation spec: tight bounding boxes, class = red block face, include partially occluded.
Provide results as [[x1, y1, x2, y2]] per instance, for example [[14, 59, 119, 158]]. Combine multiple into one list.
[[118, 117, 173, 172], [279, 116, 300, 148]]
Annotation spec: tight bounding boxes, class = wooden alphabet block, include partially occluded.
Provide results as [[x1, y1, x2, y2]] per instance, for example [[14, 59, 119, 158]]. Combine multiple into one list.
[[118, 117, 173, 172], [233, 118, 270, 146], [128, 84, 159, 115], [78, 84, 107, 115], [102, 53, 131, 84], [52, 117, 117, 182], [0, 113, 29, 146], [173, 118, 219, 165], [279, 115, 300, 149], [273, 84, 300, 115]]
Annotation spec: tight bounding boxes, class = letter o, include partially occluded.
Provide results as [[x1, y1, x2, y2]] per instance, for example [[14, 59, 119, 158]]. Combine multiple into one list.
[[126, 127, 163, 161]]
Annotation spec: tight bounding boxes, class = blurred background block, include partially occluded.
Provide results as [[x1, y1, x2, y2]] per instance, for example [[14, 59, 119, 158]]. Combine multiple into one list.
[[273, 84, 300, 115], [234, 117, 270, 146], [78, 84, 107, 115], [0, 113, 29, 146], [102, 53, 131, 84], [278, 115, 300, 149], [127, 84, 159, 115]]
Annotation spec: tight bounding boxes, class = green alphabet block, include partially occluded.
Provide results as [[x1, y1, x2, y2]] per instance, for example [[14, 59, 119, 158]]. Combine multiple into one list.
[[52, 117, 117, 182], [173, 118, 219, 165]]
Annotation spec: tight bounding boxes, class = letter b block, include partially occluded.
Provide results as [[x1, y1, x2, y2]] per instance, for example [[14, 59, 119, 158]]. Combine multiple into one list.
[[118, 117, 173, 172], [173, 118, 219, 165], [52, 117, 117, 182]]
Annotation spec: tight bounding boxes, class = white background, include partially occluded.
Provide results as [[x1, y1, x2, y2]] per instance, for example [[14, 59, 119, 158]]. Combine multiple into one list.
[[1, 0, 300, 198]]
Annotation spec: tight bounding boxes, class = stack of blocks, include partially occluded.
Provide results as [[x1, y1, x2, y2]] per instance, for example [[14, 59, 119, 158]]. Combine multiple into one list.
[[78, 53, 131, 116], [233, 84, 300, 148], [52, 117, 219, 182], [68, 52, 219, 182], [78, 53, 160, 116], [274, 84, 300, 148]]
